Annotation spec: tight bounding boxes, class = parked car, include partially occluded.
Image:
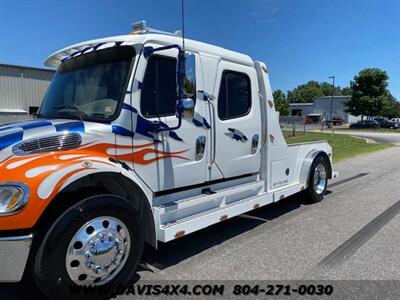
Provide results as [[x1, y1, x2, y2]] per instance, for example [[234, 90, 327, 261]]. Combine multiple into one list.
[[389, 118, 400, 127], [304, 114, 322, 124], [349, 120, 380, 129], [374, 118, 399, 129], [326, 116, 344, 126]]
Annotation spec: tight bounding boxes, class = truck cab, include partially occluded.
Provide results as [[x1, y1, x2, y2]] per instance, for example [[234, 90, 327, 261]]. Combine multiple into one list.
[[0, 23, 336, 297]]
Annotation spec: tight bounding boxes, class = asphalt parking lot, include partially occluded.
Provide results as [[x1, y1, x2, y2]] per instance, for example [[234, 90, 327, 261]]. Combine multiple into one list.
[[2, 146, 400, 299], [134, 146, 400, 281], [333, 129, 400, 145]]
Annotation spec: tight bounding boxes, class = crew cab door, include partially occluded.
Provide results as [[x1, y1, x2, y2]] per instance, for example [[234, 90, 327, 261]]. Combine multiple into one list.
[[213, 61, 261, 178], [130, 46, 208, 192]]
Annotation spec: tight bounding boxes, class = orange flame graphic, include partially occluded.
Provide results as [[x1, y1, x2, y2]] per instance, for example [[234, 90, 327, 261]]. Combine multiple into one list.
[[0, 141, 190, 231]]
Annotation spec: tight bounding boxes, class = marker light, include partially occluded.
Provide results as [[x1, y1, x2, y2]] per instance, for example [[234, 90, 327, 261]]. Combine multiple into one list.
[[130, 20, 148, 34], [0, 183, 29, 216]]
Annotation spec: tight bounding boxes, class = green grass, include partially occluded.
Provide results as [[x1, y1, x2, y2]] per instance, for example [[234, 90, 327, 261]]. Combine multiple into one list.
[[284, 131, 392, 162]]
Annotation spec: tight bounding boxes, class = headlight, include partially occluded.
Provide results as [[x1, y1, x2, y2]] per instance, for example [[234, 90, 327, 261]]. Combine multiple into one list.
[[0, 182, 29, 215]]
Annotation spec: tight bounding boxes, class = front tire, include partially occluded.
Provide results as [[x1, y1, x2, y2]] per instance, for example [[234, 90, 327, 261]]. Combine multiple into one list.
[[33, 195, 144, 299], [305, 155, 329, 203]]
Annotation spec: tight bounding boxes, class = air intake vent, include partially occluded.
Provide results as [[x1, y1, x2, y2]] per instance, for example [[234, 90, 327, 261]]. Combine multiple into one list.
[[13, 133, 82, 156]]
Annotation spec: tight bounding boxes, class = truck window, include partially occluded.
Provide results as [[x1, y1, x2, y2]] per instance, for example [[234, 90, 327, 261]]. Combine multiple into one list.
[[141, 55, 178, 118], [218, 71, 251, 120]]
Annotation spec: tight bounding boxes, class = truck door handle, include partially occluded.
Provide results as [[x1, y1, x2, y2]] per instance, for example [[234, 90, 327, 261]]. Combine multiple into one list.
[[251, 134, 259, 154], [195, 136, 206, 161]]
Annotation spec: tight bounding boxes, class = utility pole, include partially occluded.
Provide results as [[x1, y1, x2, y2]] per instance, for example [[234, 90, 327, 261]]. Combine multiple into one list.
[[328, 76, 335, 135], [292, 97, 296, 136]]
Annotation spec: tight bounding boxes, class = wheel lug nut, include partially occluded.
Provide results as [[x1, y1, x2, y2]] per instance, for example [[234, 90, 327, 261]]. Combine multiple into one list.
[[118, 249, 124, 255], [94, 265, 101, 273], [99, 234, 105, 241], [85, 251, 92, 257], [108, 234, 115, 241]]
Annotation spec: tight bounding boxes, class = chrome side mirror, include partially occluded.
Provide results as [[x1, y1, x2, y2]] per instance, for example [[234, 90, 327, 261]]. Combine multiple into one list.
[[179, 52, 196, 121], [142, 43, 191, 133], [182, 97, 194, 119], [182, 52, 196, 99]]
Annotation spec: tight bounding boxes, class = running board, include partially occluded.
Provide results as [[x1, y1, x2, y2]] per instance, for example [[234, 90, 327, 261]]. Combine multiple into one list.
[[153, 180, 272, 242]]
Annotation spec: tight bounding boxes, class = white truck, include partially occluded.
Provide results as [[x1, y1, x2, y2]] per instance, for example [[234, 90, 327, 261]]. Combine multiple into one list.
[[0, 22, 337, 297]]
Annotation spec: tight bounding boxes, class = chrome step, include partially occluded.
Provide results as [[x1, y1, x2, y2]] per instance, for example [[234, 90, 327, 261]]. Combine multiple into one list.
[[153, 180, 271, 242], [157, 193, 272, 242]]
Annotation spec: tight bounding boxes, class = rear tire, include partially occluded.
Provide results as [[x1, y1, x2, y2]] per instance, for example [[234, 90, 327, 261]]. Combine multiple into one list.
[[33, 195, 144, 299], [305, 155, 329, 203]]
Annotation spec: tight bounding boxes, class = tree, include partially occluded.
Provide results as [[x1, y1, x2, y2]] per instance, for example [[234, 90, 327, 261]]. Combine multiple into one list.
[[381, 93, 400, 119], [287, 81, 323, 103], [288, 80, 351, 103], [345, 68, 390, 120], [340, 86, 352, 96], [319, 82, 342, 97], [287, 80, 347, 103], [273, 90, 289, 116]]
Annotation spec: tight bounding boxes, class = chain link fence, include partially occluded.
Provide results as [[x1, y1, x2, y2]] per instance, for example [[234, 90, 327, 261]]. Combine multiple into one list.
[[279, 115, 327, 134]]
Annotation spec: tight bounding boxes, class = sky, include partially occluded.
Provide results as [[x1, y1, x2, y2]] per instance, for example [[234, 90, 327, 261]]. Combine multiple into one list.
[[0, 0, 399, 97]]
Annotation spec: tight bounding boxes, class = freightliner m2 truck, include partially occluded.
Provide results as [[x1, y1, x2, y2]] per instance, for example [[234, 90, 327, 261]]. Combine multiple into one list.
[[0, 22, 337, 297]]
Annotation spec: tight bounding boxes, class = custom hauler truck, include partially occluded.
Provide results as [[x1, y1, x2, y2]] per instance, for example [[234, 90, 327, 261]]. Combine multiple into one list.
[[0, 22, 337, 297]]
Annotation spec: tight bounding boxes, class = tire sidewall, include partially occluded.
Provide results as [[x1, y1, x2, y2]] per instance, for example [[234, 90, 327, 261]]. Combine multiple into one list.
[[307, 156, 328, 203], [34, 195, 144, 299]]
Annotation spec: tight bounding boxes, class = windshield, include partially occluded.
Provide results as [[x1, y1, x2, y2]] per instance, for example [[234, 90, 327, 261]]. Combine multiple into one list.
[[39, 46, 135, 122]]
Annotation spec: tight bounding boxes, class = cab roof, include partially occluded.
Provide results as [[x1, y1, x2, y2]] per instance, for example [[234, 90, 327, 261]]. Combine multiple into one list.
[[45, 33, 254, 68]]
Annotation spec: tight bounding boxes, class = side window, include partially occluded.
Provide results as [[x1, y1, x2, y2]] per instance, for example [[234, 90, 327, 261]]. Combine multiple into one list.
[[141, 55, 177, 117], [218, 71, 251, 120]]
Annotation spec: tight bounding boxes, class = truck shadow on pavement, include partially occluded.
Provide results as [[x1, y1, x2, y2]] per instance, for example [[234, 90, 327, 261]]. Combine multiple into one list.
[[0, 192, 321, 299]]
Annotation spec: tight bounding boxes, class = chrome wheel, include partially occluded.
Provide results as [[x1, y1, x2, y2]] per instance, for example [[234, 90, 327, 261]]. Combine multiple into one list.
[[313, 163, 327, 195], [65, 216, 131, 286]]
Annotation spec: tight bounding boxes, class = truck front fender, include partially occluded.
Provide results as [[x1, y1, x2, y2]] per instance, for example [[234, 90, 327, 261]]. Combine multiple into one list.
[[37, 171, 157, 248], [0, 148, 155, 247]]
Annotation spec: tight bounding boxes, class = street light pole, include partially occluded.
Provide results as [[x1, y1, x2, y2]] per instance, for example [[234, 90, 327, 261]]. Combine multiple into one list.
[[292, 97, 296, 136], [328, 76, 335, 134]]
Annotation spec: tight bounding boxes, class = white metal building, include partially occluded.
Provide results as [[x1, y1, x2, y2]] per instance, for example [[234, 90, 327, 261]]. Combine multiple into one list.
[[289, 96, 360, 123], [0, 63, 55, 124], [289, 102, 314, 116]]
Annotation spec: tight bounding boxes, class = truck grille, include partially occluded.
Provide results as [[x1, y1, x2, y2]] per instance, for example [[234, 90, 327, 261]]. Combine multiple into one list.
[[13, 133, 82, 156]]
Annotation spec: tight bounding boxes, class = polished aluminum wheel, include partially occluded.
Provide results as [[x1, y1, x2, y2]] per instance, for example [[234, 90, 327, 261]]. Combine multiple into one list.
[[313, 163, 327, 195], [65, 216, 131, 286]]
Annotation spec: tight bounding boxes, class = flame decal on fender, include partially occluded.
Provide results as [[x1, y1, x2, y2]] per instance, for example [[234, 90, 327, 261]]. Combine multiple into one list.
[[0, 133, 191, 230], [116, 147, 189, 165], [2, 141, 189, 201]]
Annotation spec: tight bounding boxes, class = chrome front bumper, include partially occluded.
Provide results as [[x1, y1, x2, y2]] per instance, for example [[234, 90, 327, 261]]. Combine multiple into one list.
[[0, 234, 32, 281]]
